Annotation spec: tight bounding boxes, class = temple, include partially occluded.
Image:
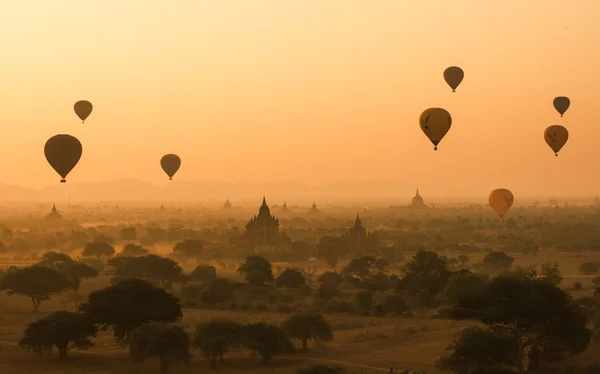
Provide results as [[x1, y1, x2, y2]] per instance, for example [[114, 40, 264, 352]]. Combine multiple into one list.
[[308, 202, 320, 215], [45, 204, 62, 221], [348, 214, 367, 237], [222, 198, 233, 210], [280, 202, 290, 214], [409, 189, 427, 209], [244, 197, 286, 249]]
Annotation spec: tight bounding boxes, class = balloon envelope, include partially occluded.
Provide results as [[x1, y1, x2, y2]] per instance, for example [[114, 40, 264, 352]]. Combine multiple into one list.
[[419, 108, 452, 150], [74, 100, 93, 122], [443, 66, 464, 92], [161, 154, 181, 180], [489, 189, 514, 218], [44, 134, 83, 183], [553, 97, 570, 117], [544, 125, 569, 156]]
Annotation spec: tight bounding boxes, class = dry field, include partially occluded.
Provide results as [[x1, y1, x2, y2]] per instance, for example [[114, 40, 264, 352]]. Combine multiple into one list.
[[0, 250, 599, 373]]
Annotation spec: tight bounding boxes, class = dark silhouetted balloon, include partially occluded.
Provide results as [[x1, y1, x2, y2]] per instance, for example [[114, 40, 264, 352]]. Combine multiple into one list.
[[74, 100, 93, 123], [44, 134, 83, 183], [553, 97, 570, 117], [489, 188, 514, 219], [161, 154, 181, 180], [544, 125, 569, 156], [419, 108, 452, 150], [443, 66, 464, 92]]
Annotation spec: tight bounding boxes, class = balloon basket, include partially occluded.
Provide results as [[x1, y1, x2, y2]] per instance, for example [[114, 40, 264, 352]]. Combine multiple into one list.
[[60, 179, 66, 183]]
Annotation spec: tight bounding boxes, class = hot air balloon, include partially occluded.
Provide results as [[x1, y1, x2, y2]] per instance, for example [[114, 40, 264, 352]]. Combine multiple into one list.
[[443, 66, 464, 92], [553, 97, 570, 117], [489, 189, 514, 219], [544, 125, 569, 156], [44, 134, 83, 183], [419, 108, 452, 150], [74, 100, 93, 123], [161, 154, 181, 180]]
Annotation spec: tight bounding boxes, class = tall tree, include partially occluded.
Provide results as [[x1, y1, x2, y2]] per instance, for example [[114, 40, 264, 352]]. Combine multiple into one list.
[[19, 311, 97, 360], [194, 319, 241, 369], [237, 256, 274, 285], [282, 312, 334, 350], [0, 265, 71, 312], [79, 278, 182, 343], [241, 322, 295, 364], [130, 322, 191, 374], [446, 275, 592, 373]]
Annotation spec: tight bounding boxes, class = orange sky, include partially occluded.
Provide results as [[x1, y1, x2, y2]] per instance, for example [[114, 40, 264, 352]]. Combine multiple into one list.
[[0, 0, 599, 197]]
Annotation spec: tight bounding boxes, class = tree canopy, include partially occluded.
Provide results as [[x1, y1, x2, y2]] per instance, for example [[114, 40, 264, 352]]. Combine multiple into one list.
[[79, 278, 182, 342]]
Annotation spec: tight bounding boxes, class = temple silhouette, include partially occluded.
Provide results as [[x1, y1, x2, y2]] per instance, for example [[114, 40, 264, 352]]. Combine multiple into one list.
[[244, 197, 290, 251], [222, 198, 233, 210], [45, 204, 62, 221]]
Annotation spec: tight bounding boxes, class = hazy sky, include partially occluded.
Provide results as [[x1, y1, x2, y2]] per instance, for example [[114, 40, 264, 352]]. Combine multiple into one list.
[[0, 1, 599, 197]]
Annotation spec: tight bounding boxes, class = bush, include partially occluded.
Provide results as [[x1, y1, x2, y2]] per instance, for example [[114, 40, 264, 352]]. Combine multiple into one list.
[[574, 281, 583, 290], [275, 268, 306, 288], [579, 262, 600, 273]]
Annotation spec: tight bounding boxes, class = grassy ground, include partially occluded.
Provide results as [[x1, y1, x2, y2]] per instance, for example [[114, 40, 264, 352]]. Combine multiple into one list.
[[0, 250, 599, 373]]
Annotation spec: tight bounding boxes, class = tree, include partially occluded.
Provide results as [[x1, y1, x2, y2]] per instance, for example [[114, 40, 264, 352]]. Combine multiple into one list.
[[442, 270, 487, 304], [93, 234, 115, 245], [189, 265, 217, 285], [481, 251, 514, 273], [120, 227, 137, 242], [82, 241, 115, 258], [437, 326, 520, 374], [237, 256, 273, 284], [317, 272, 343, 300], [540, 262, 562, 286], [108, 255, 183, 289], [404, 250, 448, 277], [19, 311, 97, 360], [362, 273, 392, 293], [241, 322, 295, 364], [398, 250, 452, 296], [276, 268, 306, 288], [342, 256, 388, 282], [200, 278, 234, 305], [448, 275, 592, 373], [194, 319, 241, 369], [0, 265, 71, 312], [37, 251, 74, 270], [78, 257, 105, 272], [130, 322, 191, 374], [282, 312, 333, 350], [120, 243, 150, 257], [147, 228, 167, 243], [172, 239, 205, 260], [79, 278, 182, 343]]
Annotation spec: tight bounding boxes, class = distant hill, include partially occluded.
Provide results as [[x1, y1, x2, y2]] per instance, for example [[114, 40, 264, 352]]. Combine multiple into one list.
[[0, 179, 421, 204]]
